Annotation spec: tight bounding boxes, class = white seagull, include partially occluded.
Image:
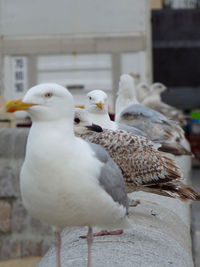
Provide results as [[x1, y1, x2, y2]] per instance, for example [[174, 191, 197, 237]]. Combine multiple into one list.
[[85, 89, 147, 137], [74, 108, 200, 202], [5, 84, 130, 267], [115, 74, 192, 156]]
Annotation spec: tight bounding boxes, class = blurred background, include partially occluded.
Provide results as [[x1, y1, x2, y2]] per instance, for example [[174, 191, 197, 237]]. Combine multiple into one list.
[[0, 0, 200, 266]]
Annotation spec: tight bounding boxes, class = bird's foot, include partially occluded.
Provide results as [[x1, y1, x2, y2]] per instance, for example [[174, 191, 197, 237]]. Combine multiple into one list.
[[129, 199, 140, 207], [80, 229, 123, 238]]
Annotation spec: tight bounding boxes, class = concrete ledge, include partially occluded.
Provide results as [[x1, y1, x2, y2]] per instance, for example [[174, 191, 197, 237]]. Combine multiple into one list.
[[0, 256, 41, 267], [38, 199, 193, 267]]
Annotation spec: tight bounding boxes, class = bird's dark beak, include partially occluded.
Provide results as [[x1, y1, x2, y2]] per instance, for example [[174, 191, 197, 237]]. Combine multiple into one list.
[[86, 123, 103, 133]]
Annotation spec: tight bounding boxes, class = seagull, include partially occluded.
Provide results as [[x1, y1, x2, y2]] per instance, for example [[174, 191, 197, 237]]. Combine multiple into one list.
[[142, 83, 188, 124], [115, 74, 192, 156], [136, 82, 150, 103], [141, 82, 167, 106], [85, 89, 147, 137], [74, 108, 200, 202], [5, 83, 130, 267]]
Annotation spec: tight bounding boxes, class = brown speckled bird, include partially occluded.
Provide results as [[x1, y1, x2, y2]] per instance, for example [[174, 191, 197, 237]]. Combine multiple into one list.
[[74, 108, 200, 202]]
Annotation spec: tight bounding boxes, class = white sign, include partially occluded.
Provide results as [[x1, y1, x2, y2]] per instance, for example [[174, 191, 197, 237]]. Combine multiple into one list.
[[11, 57, 28, 98]]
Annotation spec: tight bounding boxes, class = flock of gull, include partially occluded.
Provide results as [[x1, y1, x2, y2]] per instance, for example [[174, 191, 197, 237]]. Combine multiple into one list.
[[5, 74, 200, 267]]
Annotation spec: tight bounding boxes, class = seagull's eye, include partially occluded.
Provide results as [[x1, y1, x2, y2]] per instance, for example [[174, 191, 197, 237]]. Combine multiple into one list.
[[44, 92, 53, 98], [89, 96, 92, 100], [74, 117, 80, 124]]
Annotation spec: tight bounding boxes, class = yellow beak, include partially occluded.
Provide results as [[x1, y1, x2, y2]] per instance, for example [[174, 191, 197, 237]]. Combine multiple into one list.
[[5, 98, 36, 113], [96, 101, 104, 110], [75, 105, 85, 109]]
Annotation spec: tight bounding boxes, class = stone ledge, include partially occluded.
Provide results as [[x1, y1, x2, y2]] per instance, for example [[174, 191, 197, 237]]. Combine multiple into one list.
[[38, 202, 194, 267], [0, 129, 29, 158], [0, 201, 11, 233], [0, 256, 41, 267]]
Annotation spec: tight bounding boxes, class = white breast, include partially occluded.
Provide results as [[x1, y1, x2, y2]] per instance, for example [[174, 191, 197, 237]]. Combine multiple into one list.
[[20, 134, 126, 229]]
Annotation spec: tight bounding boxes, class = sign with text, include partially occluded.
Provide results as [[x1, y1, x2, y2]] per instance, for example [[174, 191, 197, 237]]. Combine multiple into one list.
[[11, 57, 28, 98]]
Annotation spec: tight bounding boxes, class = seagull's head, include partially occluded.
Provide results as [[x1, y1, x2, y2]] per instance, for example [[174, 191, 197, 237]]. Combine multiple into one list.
[[118, 74, 136, 98], [74, 108, 103, 135], [86, 90, 108, 115], [5, 83, 74, 122], [136, 83, 150, 102], [150, 83, 167, 94]]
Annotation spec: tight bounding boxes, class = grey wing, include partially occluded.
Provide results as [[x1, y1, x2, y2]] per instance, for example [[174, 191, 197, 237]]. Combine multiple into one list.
[[117, 123, 147, 137], [88, 142, 128, 214], [120, 104, 167, 124]]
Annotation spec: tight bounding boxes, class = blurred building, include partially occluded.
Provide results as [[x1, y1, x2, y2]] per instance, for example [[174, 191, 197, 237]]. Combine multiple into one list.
[[163, 0, 200, 8], [0, 0, 152, 113], [152, 1, 200, 110]]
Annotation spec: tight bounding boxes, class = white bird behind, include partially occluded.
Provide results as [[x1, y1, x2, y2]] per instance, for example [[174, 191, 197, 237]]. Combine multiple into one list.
[[142, 83, 187, 124], [115, 74, 139, 122], [115, 75, 192, 156], [86, 89, 147, 137], [136, 82, 150, 103], [85, 89, 116, 130]]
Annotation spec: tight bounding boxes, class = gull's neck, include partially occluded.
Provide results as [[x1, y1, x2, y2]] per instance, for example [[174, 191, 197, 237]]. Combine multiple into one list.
[[115, 91, 139, 116], [88, 112, 114, 130], [30, 117, 75, 145], [142, 93, 161, 106], [152, 92, 162, 102]]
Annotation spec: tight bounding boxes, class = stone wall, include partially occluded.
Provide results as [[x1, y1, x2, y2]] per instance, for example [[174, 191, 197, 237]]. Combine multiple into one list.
[[0, 129, 53, 260]]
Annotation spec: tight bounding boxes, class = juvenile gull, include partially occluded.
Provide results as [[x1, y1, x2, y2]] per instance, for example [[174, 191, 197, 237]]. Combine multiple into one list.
[[5, 84, 130, 267], [136, 82, 150, 103], [74, 108, 200, 202], [142, 83, 188, 124], [115, 74, 192, 156]]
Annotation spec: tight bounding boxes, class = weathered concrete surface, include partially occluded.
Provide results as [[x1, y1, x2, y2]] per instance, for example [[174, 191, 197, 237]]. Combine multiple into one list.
[[0, 256, 41, 267], [191, 167, 200, 267], [0, 129, 53, 260], [38, 202, 194, 267], [38, 142, 194, 267], [37, 203, 193, 267]]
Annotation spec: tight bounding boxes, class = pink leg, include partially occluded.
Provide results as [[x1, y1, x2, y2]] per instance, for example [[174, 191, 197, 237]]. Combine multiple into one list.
[[93, 229, 123, 236], [87, 226, 93, 267], [55, 231, 61, 267], [80, 229, 123, 238]]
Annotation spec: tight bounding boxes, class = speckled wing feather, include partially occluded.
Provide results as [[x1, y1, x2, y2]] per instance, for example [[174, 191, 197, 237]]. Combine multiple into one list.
[[78, 129, 182, 192], [117, 105, 192, 156], [144, 100, 187, 125]]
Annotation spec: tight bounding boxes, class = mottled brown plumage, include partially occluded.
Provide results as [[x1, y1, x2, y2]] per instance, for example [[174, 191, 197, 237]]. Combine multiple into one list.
[[74, 108, 200, 201], [78, 129, 181, 189]]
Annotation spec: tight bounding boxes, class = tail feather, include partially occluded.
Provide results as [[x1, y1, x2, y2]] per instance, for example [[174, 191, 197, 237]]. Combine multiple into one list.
[[144, 182, 200, 201], [161, 154, 182, 178], [159, 142, 193, 156]]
